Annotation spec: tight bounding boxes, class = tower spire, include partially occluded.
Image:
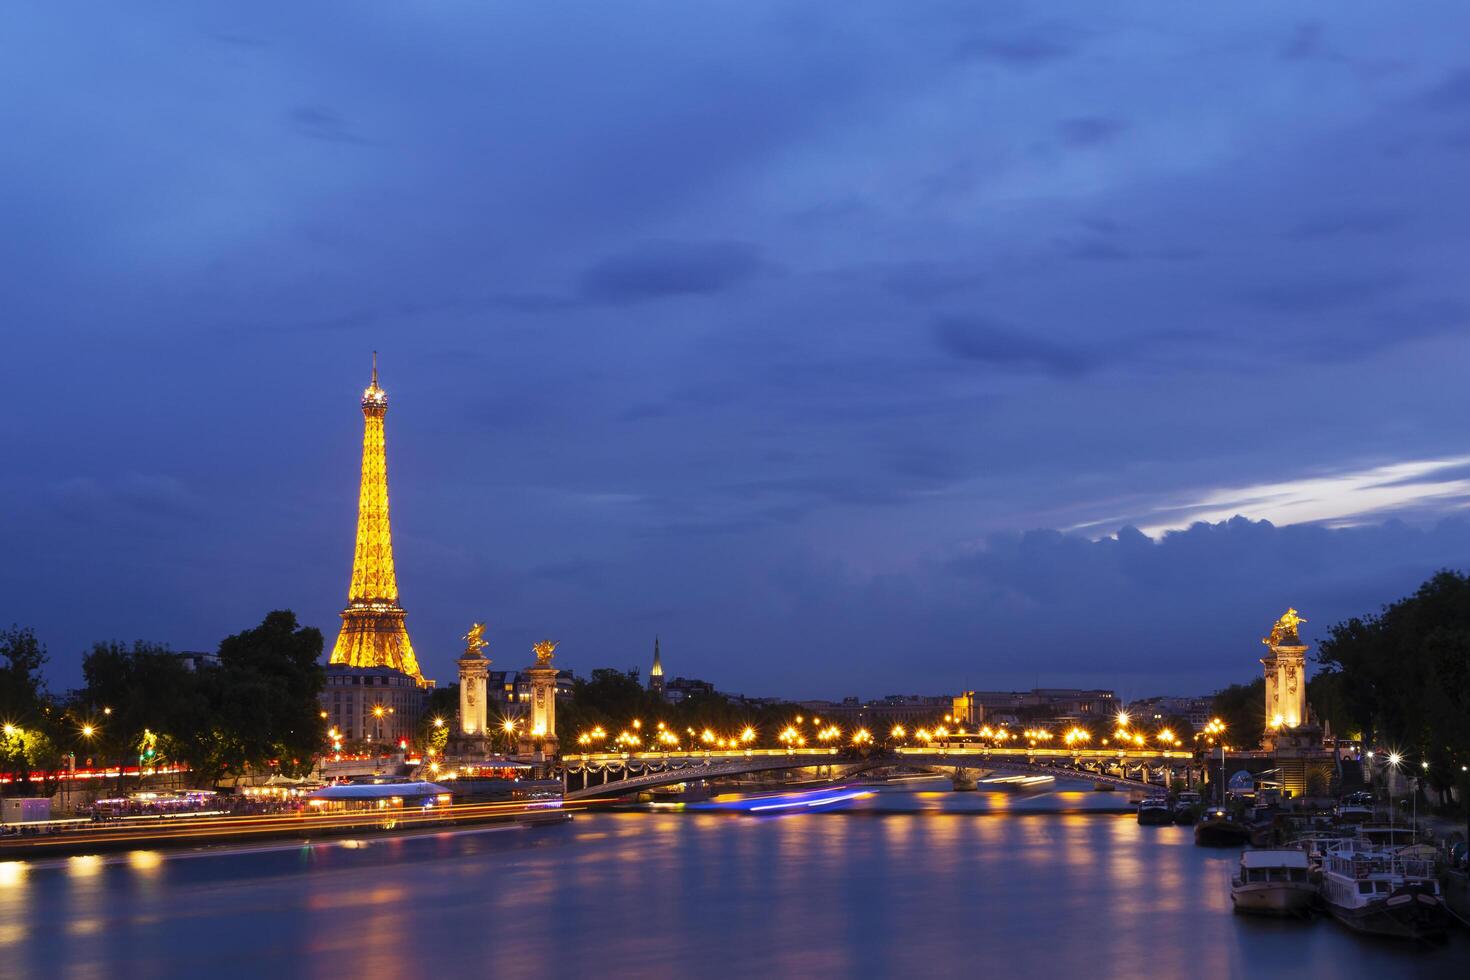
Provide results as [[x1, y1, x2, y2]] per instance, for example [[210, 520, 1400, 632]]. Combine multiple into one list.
[[330, 355, 424, 682], [649, 635, 664, 695]]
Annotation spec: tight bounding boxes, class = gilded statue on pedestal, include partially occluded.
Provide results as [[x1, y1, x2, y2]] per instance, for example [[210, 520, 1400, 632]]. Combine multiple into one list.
[[533, 639, 557, 665], [1262, 608, 1305, 647], [462, 622, 489, 658]]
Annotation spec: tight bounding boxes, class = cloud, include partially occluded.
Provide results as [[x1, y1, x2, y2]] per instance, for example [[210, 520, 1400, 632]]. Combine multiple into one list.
[[1422, 68, 1470, 110], [1244, 272, 1410, 313], [1058, 117, 1129, 147], [1066, 455, 1470, 537], [955, 34, 1077, 67], [881, 262, 985, 301], [577, 240, 769, 305], [932, 317, 1095, 376], [285, 105, 373, 146], [52, 474, 200, 525], [1284, 210, 1405, 240], [1280, 23, 1327, 61]]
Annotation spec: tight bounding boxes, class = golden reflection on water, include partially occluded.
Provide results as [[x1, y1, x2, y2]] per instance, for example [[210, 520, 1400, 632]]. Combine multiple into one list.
[[66, 854, 102, 878], [0, 861, 25, 889], [128, 850, 163, 874]]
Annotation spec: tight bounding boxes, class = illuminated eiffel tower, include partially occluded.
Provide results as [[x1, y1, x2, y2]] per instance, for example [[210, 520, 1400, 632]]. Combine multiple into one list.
[[328, 354, 426, 683]]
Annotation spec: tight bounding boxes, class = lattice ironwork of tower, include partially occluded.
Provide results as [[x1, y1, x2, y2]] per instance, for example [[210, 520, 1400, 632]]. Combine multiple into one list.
[[328, 355, 426, 683]]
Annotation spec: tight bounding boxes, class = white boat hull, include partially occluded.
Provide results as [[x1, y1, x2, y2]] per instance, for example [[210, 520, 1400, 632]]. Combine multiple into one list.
[[1231, 880, 1316, 916]]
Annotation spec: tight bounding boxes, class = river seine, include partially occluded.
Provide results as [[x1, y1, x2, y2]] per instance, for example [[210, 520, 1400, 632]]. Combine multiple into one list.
[[1, 783, 1465, 978]]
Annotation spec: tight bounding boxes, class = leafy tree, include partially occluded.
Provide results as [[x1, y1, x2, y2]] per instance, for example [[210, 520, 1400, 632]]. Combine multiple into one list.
[[79, 641, 209, 770], [213, 611, 326, 778], [0, 625, 48, 726], [0, 626, 67, 797], [1318, 570, 1470, 802], [416, 684, 459, 755], [1210, 678, 1264, 750]]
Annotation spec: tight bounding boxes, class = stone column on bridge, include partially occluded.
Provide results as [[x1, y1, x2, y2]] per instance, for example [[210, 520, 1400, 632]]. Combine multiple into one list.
[[517, 640, 561, 759], [1260, 608, 1308, 750], [457, 623, 490, 736]]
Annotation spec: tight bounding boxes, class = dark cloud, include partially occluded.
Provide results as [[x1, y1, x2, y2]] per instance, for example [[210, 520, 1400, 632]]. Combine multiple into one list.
[[286, 105, 372, 145], [1244, 272, 1410, 313], [1280, 23, 1327, 61], [1422, 68, 1470, 109], [933, 317, 1095, 376], [881, 262, 985, 301], [956, 35, 1076, 67], [577, 240, 768, 305], [1284, 210, 1405, 240], [1058, 117, 1129, 147], [1057, 237, 1131, 262]]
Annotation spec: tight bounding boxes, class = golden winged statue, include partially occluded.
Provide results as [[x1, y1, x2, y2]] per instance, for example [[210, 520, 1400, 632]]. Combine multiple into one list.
[[1262, 608, 1305, 647], [463, 622, 489, 658], [533, 639, 557, 665]]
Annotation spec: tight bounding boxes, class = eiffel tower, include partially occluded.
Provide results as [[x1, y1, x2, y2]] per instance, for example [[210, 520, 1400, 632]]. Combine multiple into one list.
[[328, 354, 426, 683]]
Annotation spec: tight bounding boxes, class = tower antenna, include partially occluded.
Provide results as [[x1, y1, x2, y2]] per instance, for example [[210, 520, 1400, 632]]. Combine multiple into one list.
[[372, 350, 378, 386]]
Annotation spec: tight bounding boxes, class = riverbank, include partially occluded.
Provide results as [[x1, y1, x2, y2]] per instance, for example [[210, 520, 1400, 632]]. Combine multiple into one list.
[[0, 799, 571, 859]]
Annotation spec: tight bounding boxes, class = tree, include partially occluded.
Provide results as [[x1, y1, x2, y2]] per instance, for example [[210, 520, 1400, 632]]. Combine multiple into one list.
[[80, 641, 210, 771], [416, 685, 459, 755], [0, 625, 48, 726], [0, 626, 66, 797], [1318, 569, 1470, 805], [212, 611, 327, 779], [1210, 678, 1264, 750]]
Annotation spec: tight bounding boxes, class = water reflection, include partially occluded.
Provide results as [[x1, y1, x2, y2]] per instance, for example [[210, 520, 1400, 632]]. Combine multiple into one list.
[[0, 791, 1465, 978]]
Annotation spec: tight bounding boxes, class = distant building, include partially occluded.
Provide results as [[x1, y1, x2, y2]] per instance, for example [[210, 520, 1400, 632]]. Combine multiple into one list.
[[664, 676, 717, 703], [322, 665, 428, 745], [1126, 695, 1213, 730], [172, 650, 220, 672], [797, 695, 952, 727], [511, 668, 575, 708], [962, 689, 1117, 723], [648, 637, 665, 696]]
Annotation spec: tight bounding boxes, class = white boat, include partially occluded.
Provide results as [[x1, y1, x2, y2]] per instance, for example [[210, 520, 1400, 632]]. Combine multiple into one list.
[[1231, 848, 1315, 916], [1320, 839, 1450, 940]]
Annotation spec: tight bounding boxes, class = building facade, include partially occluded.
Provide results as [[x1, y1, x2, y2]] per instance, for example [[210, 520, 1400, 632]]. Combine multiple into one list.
[[322, 665, 428, 745]]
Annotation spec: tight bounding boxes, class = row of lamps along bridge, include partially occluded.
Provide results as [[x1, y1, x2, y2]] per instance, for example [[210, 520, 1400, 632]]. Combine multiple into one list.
[[571, 711, 1214, 753]]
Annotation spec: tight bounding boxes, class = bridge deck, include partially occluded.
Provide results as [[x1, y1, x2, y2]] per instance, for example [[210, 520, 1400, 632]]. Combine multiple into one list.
[[561, 748, 1199, 800]]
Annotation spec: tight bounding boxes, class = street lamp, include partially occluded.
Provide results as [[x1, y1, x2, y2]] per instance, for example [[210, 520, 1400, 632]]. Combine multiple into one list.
[[1386, 752, 1403, 845]]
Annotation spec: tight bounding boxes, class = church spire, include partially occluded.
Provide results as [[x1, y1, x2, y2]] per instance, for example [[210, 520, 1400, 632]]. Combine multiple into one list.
[[649, 636, 665, 695]]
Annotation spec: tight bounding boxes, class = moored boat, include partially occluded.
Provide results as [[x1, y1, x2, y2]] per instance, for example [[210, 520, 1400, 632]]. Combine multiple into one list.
[[1320, 839, 1450, 940], [1231, 848, 1316, 916], [1137, 797, 1173, 826], [1195, 806, 1253, 847], [1173, 791, 1202, 825]]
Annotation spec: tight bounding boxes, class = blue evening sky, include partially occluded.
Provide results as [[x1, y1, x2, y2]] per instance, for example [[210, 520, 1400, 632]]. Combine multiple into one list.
[[5, 3, 1470, 699]]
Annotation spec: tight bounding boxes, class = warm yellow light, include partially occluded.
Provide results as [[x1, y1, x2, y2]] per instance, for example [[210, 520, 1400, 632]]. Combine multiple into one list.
[[81, 724, 96, 738], [1156, 728, 1174, 744], [502, 718, 517, 734], [433, 717, 444, 728], [632, 719, 642, 730], [373, 706, 385, 718], [741, 727, 756, 743], [890, 725, 906, 739], [2, 724, 15, 737], [1116, 711, 1130, 727]]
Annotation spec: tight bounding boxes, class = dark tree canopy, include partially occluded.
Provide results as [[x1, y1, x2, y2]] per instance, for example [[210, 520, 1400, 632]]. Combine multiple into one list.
[[1317, 569, 1470, 793], [1209, 678, 1264, 750]]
